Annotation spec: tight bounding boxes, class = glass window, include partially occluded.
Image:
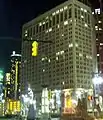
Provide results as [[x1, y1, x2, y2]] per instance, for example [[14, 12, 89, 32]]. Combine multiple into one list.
[[46, 22, 48, 29], [69, 8, 72, 18], [36, 24, 38, 33], [75, 8, 77, 18], [39, 26, 42, 32], [28, 29, 30, 37], [49, 19, 52, 27], [60, 12, 63, 22], [85, 13, 87, 22], [78, 9, 80, 19], [81, 11, 83, 15], [64, 10, 67, 20], [33, 26, 35, 35], [53, 16, 55, 26], [56, 14, 59, 24], [43, 24, 45, 31], [88, 14, 90, 24], [30, 28, 32, 36]]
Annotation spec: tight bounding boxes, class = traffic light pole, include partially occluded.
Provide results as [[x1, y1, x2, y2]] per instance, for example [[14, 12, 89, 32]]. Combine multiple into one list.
[[23, 38, 53, 44], [23, 37, 53, 57]]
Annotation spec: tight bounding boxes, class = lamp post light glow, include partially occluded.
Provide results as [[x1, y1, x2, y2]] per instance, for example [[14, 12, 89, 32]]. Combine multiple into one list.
[[21, 87, 36, 119], [92, 74, 103, 116], [93, 76, 103, 85], [92, 74, 103, 97], [24, 95, 29, 103]]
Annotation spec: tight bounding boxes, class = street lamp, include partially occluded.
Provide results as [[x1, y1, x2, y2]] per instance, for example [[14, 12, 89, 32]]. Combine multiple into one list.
[[93, 75, 103, 85], [92, 74, 103, 96]]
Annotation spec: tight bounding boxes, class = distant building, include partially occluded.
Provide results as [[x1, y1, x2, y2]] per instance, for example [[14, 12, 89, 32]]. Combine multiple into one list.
[[10, 51, 21, 100], [5, 73, 10, 99], [92, 8, 103, 74], [0, 69, 4, 101]]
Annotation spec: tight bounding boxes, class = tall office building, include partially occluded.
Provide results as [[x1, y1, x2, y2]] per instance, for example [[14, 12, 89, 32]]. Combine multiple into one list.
[[10, 51, 21, 100], [92, 8, 103, 74], [21, 0, 96, 101]]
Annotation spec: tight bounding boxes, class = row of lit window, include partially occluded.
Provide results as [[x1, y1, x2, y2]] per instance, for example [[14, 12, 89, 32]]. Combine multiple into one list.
[[24, 19, 72, 37], [29, 65, 92, 74], [24, 27, 71, 39], [74, 4, 89, 13], [24, 21, 90, 39], [25, 56, 92, 67], [75, 27, 91, 34], [24, 6, 89, 37], [75, 8, 90, 24], [39, 52, 92, 64]]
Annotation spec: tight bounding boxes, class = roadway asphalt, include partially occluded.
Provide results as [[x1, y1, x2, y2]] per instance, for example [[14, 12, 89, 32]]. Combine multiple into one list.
[[0, 118, 25, 120], [0, 117, 17, 120]]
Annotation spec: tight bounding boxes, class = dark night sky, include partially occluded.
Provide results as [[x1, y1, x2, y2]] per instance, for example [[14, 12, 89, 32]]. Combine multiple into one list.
[[0, 0, 101, 72]]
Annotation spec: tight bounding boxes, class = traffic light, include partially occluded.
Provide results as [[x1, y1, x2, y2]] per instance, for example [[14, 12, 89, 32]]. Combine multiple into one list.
[[32, 41, 38, 56]]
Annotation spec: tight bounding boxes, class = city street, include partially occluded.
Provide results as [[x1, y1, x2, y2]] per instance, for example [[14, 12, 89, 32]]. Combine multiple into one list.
[[0, 117, 19, 120], [0, 118, 15, 120]]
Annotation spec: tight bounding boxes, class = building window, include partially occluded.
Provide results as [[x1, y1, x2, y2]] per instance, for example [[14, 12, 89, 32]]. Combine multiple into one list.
[[69, 8, 72, 18], [53, 16, 55, 26], [39, 25, 42, 32], [33, 26, 35, 35], [30, 28, 32, 36], [75, 8, 77, 18], [88, 14, 90, 24], [36, 24, 38, 34], [60, 12, 63, 22], [43, 24, 45, 31], [56, 14, 59, 24], [78, 9, 80, 19], [64, 10, 67, 20], [46, 22, 48, 29], [49, 18, 52, 27]]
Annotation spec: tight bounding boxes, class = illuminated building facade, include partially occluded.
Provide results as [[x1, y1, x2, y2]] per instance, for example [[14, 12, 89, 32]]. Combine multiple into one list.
[[21, 0, 96, 113], [5, 73, 10, 99], [10, 51, 21, 100], [92, 8, 103, 74], [0, 69, 4, 102], [5, 73, 21, 115], [6, 100, 21, 115]]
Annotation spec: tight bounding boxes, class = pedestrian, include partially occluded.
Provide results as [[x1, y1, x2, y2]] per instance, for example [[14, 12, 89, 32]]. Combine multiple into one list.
[[27, 104, 36, 120]]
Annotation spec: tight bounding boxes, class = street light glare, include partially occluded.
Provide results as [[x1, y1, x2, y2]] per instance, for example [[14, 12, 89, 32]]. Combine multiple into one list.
[[93, 76, 103, 85], [28, 87, 31, 91]]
